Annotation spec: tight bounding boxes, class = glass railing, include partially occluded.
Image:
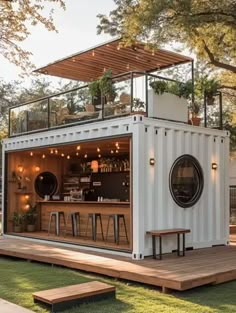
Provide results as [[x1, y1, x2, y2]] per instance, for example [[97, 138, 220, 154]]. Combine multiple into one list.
[[9, 71, 195, 137], [9, 72, 135, 136]]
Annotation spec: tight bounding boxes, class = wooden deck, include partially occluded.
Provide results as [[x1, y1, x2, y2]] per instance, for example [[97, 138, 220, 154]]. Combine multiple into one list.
[[0, 237, 236, 292]]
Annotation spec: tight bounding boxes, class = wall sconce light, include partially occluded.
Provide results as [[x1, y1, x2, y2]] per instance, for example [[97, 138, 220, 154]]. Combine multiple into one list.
[[35, 166, 40, 172], [24, 195, 29, 200], [18, 165, 24, 173], [212, 162, 217, 170], [25, 204, 30, 210], [150, 158, 155, 166]]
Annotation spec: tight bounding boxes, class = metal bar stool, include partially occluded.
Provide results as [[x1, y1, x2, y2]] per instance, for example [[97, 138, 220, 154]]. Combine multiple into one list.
[[65, 212, 80, 237], [106, 214, 129, 244], [85, 213, 104, 241], [48, 211, 66, 236]]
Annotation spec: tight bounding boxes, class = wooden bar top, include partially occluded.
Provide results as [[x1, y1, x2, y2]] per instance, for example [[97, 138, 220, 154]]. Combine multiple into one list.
[[37, 200, 130, 205]]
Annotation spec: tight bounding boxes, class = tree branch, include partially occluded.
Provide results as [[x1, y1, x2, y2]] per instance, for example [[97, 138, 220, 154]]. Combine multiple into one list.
[[203, 41, 236, 73], [220, 85, 236, 91]]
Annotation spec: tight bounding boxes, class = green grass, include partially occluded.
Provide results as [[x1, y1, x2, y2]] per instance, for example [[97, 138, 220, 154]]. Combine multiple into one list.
[[0, 257, 236, 312]]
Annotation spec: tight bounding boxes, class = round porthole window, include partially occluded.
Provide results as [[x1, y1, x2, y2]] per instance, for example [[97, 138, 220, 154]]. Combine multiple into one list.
[[169, 155, 204, 208], [34, 172, 58, 199]]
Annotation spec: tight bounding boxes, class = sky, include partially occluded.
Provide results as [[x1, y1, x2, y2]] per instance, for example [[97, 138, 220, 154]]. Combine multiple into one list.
[[0, 0, 116, 83]]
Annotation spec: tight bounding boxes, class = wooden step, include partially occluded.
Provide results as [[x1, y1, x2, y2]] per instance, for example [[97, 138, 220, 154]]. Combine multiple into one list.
[[32, 281, 116, 312]]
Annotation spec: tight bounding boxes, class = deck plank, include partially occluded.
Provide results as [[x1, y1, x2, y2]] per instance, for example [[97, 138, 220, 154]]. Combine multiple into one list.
[[0, 237, 236, 291]]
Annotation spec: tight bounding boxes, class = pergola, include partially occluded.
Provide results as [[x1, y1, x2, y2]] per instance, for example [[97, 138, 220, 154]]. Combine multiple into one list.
[[35, 38, 193, 82]]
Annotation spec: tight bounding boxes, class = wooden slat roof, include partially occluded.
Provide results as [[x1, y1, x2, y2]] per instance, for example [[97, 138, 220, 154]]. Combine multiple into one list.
[[35, 38, 192, 82]]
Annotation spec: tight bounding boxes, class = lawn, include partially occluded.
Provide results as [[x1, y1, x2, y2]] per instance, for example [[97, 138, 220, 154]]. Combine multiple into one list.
[[0, 257, 236, 313]]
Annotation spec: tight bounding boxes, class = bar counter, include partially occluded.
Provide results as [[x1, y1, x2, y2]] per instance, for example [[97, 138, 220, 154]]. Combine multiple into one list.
[[37, 200, 131, 245]]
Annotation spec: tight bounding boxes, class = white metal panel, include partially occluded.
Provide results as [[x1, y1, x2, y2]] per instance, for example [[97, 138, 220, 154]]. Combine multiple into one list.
[[148, 90, 188, 122], [138, 119, 229, 257], [3, 115, 229, 258]]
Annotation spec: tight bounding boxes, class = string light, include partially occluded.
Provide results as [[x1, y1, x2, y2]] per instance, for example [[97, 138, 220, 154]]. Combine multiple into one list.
[[61, 153, 65, 157], [67, 155, 70, 159], [30, 152, 33, 157], [97, 147, 100, 152], [50, 149, 54, 154], [98, 154, 101, 158], [55, 149, 58, 154], [111, 150, 114, 154], [76, 152, 79, 156], [42, 154, 46, 159], [84, 154, 88, 158], [35, 166, 40, 172], [77, 145, 81, 150]]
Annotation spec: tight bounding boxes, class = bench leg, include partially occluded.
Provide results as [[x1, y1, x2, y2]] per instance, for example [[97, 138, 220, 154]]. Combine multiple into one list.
[[183, 233, 185, 256], [159, 236, 162, 260], [177, 233, 180, 256], [152, 235, 156, 259]]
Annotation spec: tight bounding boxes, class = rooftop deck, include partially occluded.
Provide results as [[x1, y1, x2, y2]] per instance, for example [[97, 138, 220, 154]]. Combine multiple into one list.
[[1, 237, 236, 292], [9, 71, 194, 137]]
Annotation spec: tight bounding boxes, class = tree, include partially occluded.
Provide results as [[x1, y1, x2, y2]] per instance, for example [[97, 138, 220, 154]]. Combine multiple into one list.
[[0, 0, 65, 72], [97, 0, 236, 79]]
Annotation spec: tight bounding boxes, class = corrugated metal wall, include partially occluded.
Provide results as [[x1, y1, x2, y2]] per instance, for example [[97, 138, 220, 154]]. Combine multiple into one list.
[[131, 118, 229, 257]]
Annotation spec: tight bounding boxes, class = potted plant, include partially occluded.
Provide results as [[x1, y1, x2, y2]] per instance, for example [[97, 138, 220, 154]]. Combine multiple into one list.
[[99, 69, 116, 102], [11, 211, 24, 233], [150, 80, 193, 100], [149, 80, 168, 95], [25, 203, 38, 232], [198, 77, 220, 106], [189, 102, 201, 126], [88, 80, 101, 105]]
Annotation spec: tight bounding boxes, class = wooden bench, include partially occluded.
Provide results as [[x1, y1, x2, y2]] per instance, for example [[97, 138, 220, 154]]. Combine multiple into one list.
[[32, 281, 116, 312], [146, 228, 191, 260]]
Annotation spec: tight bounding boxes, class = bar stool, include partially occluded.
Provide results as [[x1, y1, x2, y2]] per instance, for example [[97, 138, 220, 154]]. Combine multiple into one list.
[[106, 214, 129, 244], [65, 212, 80, 237], [85, 213, 104, 241], [48, 211, 66, 236]]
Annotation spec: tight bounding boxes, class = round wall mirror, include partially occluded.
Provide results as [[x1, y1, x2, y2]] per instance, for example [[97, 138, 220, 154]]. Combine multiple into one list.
[[169, 155, 204, 208], [34, 172, 58, 199]]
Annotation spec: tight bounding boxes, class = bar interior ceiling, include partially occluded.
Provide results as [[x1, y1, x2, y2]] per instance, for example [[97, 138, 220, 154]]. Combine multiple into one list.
[[34, 38, 192, 82]]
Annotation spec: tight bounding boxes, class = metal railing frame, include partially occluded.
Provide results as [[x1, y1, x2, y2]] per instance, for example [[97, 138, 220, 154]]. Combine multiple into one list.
[[8, 69, 193, 137]]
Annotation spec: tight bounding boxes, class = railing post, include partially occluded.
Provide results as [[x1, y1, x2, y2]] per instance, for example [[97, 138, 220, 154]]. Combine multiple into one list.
[[191, 60, 195, 107], [145, 73, 148, 117], [131, 72, 134, 112], [219, 91, 223, 130], [204, 92, 207, 128], [8, 108, 11, 136], [47, 98, 50, 129], [26, 111, 29, 132]]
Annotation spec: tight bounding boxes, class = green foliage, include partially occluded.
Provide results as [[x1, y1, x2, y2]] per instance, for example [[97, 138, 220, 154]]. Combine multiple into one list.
[[149, 80, 167, 95], [10, 212, 24, 226], [89, 69, 116, 101], [0, 0, 65, 72], [150, 80, 193, 100], [97, 0, 236, 77], [99, 69, 116, 101], [25, 203, 38, 225], [88, 80, 100, 98], [197, 76, 220, 96]]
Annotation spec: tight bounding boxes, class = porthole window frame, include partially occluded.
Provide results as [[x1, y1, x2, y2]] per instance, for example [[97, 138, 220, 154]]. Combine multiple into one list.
[[169, 154, 204, 208], [34, 171, 58, 199]]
